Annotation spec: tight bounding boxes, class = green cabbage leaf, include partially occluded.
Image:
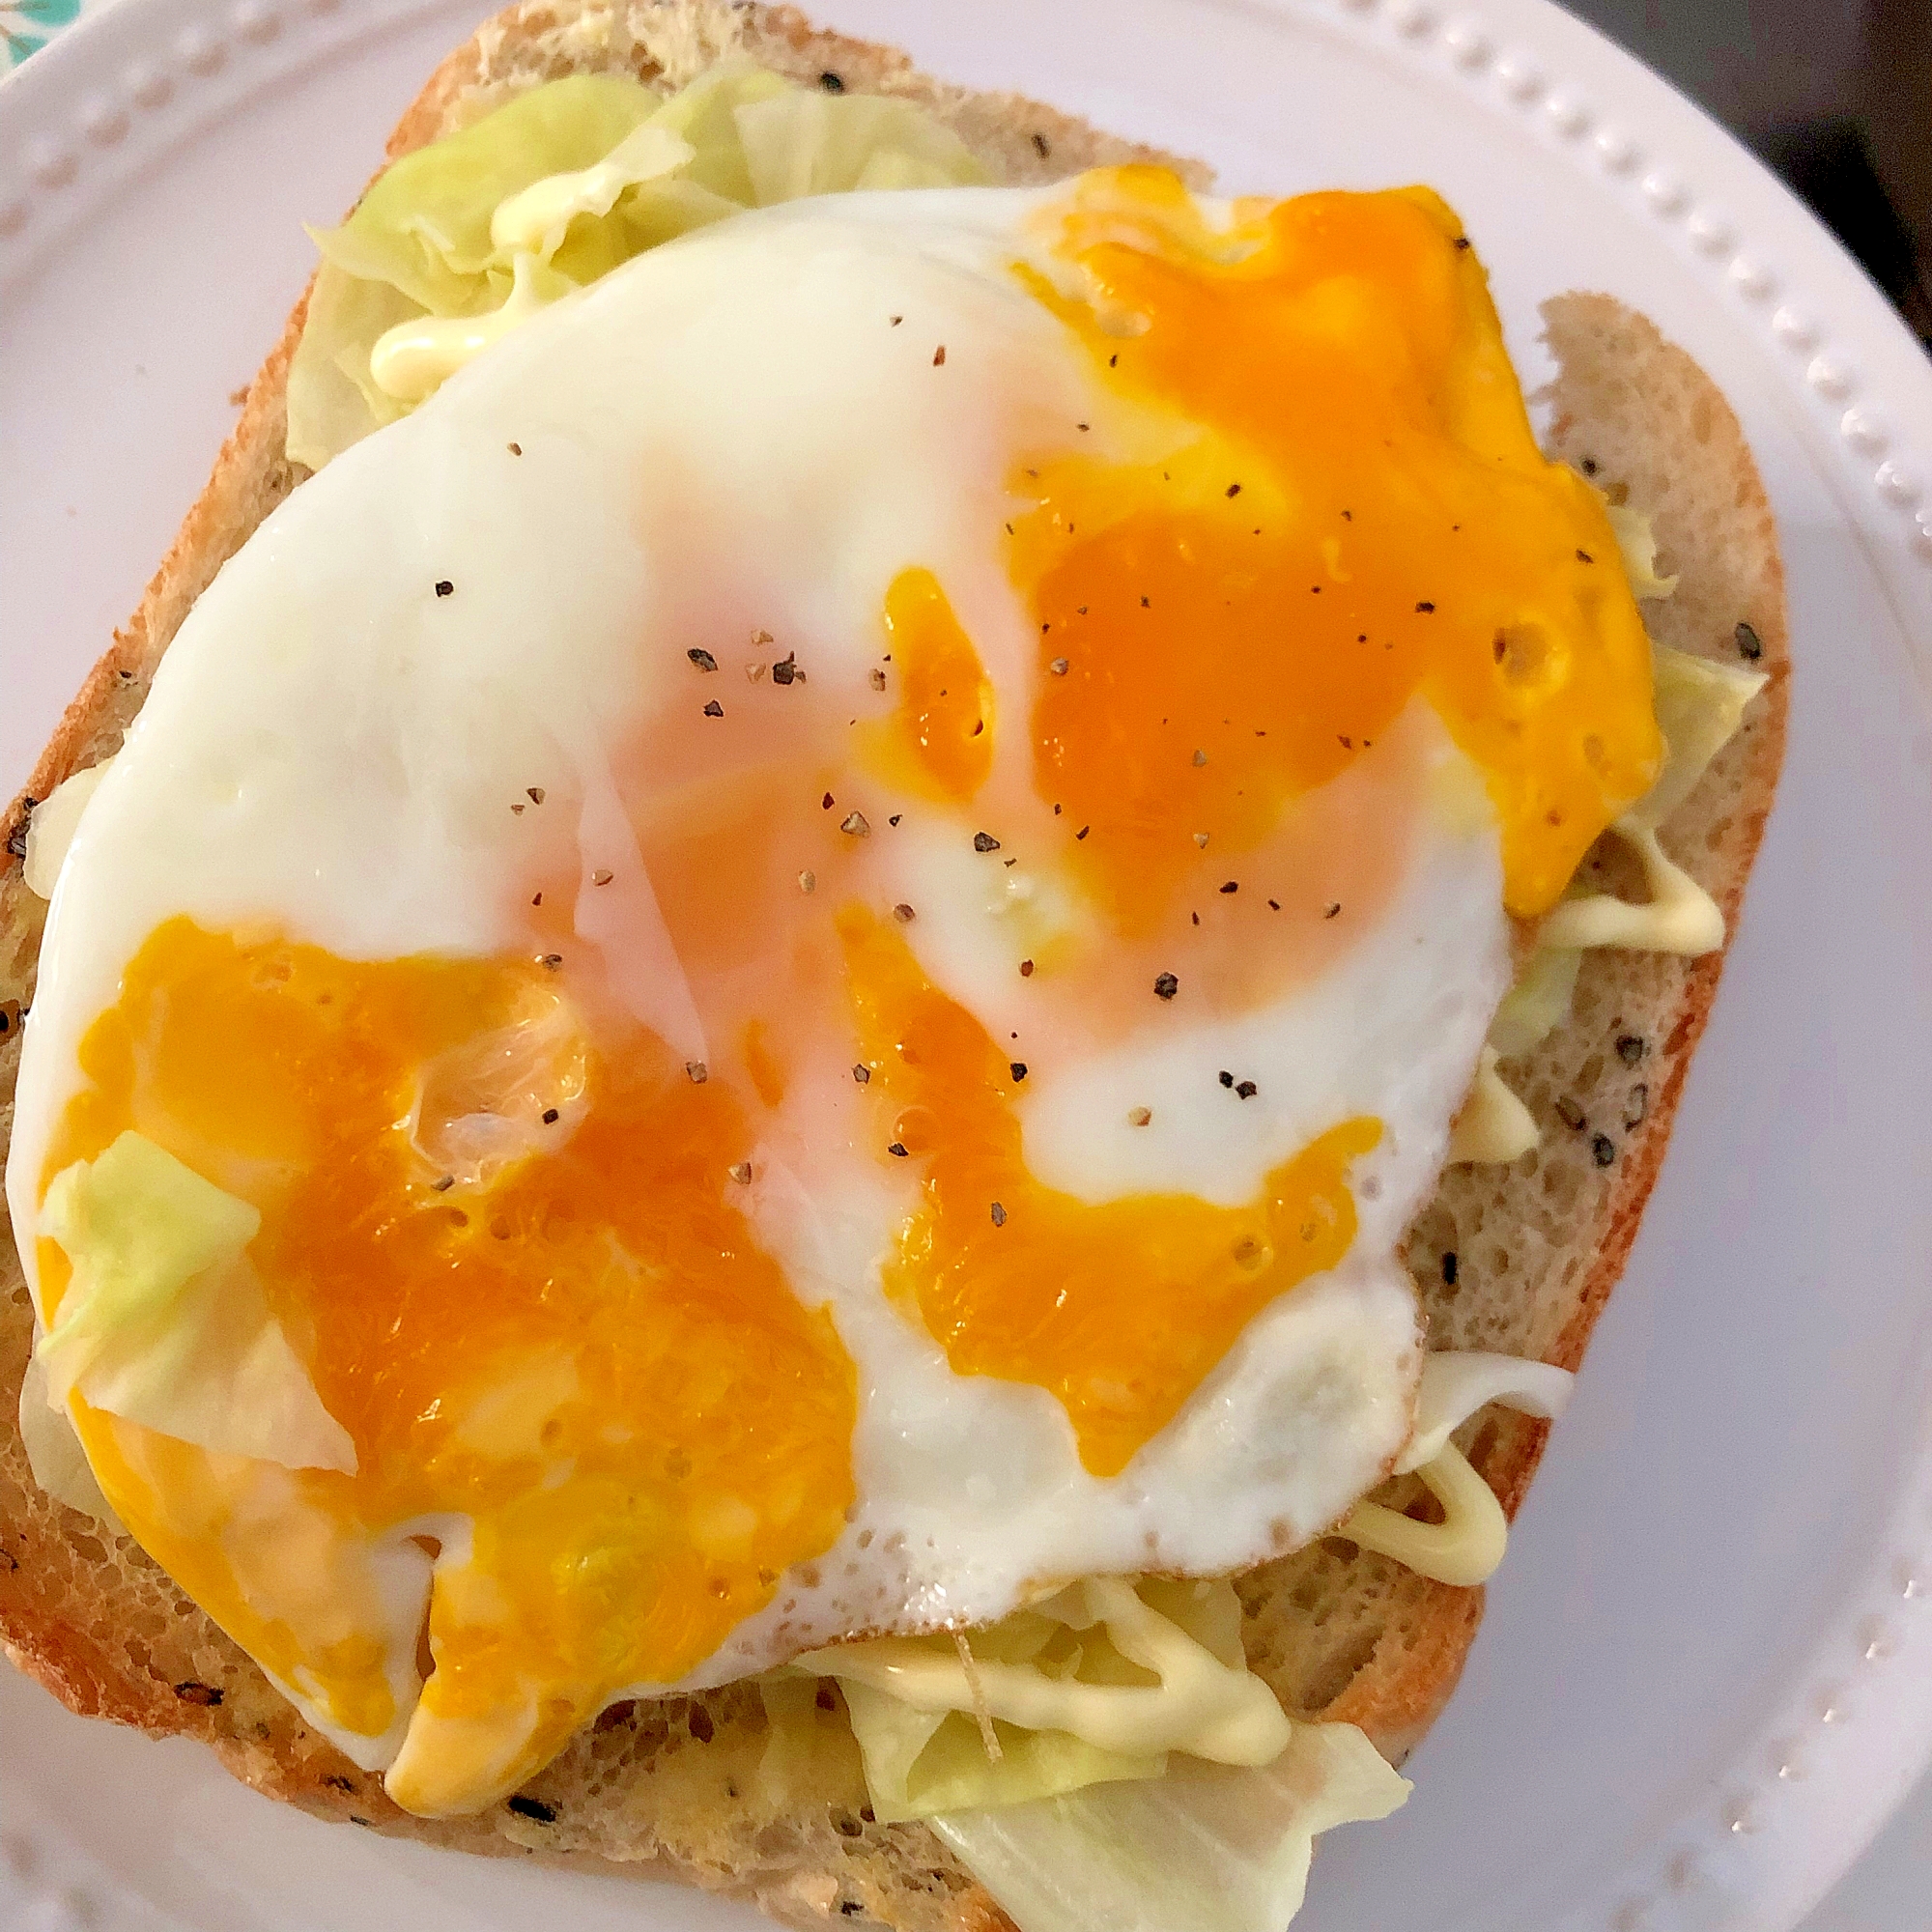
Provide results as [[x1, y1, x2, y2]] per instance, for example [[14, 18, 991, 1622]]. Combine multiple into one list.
[[928, 1721, 1409, 1932], [287, 63, 989, 469], [36, 1132, 355, 1473]]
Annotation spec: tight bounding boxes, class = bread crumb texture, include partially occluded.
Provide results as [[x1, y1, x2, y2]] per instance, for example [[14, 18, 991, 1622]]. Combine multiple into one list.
[[0, 3, 1784, 1924]]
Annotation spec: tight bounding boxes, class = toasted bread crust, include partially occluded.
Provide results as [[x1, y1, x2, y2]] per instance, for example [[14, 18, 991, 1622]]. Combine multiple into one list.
[[0, 5, 1787, 1925]]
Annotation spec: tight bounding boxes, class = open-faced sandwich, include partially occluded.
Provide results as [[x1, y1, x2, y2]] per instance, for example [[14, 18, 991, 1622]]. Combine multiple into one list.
[[0, 4, 1786, 1927]]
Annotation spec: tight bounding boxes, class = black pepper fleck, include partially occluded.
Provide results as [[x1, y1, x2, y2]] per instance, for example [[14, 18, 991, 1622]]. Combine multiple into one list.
[[542, 1107, 559, 1124], [1735, 620, 1763, 662], [853, 1065, 870, 1085], [702, 699, 724, 718], [1153, 972, 1178, 1000], [1441, 1250, 1459, 1286], [888, 1142, 909, 1158], [435, 580, 453, 598], [1415, 600, 1435, 613], [1219, 1070, 1235, 1089], [688, 647, 719, 672], [1009, 1062, 1028, 1082], [1219, 880, 1238, 895], [1236, 1080, 1258, 1099], [974, 831, 1002, 853], [991, 1201, 1008, 1227], [818, 70, 844, 91], [772, 653, 799, 686]]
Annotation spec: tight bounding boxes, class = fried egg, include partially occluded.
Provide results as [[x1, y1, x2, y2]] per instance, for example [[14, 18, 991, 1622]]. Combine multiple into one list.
[[7, 169, 1659, 1815]]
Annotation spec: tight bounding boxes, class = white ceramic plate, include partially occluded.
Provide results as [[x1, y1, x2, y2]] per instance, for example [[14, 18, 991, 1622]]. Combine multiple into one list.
[[5, 1, 1932, 1928]]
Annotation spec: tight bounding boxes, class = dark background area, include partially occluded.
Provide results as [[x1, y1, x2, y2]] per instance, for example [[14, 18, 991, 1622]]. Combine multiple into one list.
[[1564, 0, 1931, 342]]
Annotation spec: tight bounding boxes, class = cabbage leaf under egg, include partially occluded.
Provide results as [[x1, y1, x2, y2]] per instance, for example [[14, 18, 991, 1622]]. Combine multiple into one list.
[[286, 64, 989, 467], [34, 1132, 357, 1473], [761, 1575, 1407, 1932], [795, 1577, 1285, 1823]]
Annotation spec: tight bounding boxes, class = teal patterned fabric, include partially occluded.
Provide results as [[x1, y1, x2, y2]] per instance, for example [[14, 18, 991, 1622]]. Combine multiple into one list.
[[3, 0, 82, 71]]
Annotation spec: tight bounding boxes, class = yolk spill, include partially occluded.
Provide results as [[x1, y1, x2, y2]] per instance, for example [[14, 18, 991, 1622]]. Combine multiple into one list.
[[43, 918, 856, 1813], [1009, 169, 1662, 928], [841, 906, 1380, 1477], [871, 567, 995, 803]]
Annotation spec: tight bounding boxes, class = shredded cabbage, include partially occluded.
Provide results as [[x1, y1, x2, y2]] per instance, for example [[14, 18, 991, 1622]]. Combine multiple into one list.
[[36, 1133, 355, 1472], [1605, 501, 1679, 599], [797, 1577, 1292, 1823], [1536, 642, 1765, 956], [803, 1576, 1292, 1825], [322, 73, 664, 304], [928, 1722, 1409, 1932], [21, 756, 112, 900], [287, 63, 989, 467], [734, 90, 989, 203], [1634, 642, 1767, 832], [837, 1683, 1166, 1823], [1487, 943, 1582, 1061], [17, 1350, 125, 1531]]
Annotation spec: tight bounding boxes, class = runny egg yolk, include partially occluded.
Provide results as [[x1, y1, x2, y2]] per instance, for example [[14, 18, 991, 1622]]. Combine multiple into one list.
[[1012, 169, 1662, 927], [873, 567, 995, 803], [841, 906, 1379, 1477], [35, 167, 1663, 1814], [42, 919, 857, 1810]]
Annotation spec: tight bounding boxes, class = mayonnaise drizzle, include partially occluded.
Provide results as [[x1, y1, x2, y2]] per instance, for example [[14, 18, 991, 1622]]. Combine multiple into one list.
[[1447, 1044, 1537, 1165], [1537, 817, 1725, 955], [368, 254, 556, 404], [489, 123, 696, 259], [1331, 1350, 1574, 1586], [798, 1577, 1293, 1767]]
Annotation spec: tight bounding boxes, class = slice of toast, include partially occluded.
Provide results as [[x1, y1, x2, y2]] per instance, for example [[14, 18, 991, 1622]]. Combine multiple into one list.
[[0, 2, 1787, 1925]]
